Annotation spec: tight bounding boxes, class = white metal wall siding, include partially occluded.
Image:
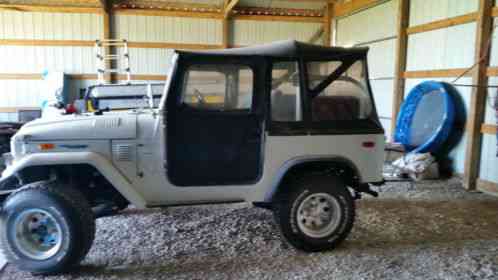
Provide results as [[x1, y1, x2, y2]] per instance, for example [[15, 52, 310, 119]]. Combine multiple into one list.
[[409, 0, 478, 27], [232, 20, 322, 46], [117, 48, 174, 75], [490, 18, 498, 67], [407, 22, 476, 71], [336, 0, 397, 46], [0, 46, 96, 74], [114, 15, 222, 44], [336, 0, 397, 140], [0, 11, 102, 40]]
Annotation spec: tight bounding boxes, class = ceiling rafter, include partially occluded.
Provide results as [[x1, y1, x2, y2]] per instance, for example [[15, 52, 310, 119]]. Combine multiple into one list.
[[223, 0, 239, 18]]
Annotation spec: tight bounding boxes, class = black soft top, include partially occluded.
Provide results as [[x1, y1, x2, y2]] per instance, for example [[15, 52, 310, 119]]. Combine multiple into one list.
[[177, 40, 368, 60]]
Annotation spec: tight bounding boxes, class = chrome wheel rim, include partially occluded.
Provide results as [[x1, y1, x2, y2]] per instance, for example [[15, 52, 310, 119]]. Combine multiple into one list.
[[296, 193, 342, 238], [13, 209, 63, 260]]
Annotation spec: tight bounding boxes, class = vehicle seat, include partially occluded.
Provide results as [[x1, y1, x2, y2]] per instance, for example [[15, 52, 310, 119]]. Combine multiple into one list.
[[271, 90, 297, 121], [312, 96, 359, 121]]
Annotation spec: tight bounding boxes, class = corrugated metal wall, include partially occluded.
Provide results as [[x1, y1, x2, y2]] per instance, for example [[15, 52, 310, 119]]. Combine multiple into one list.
[[232, 20, 322, 46], [479, 13, 498, 184], [405, 0, 478, 174], [0, 11, 99, 121], [335, 0, 497, 177], [336, 0, 398, 139]]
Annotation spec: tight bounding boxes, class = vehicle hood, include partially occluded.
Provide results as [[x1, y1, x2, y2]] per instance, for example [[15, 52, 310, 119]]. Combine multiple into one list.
[[16, 113, 137, 141]]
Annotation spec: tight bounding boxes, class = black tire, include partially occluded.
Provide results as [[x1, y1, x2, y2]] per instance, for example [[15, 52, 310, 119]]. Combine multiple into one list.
[[274, 174, 355, 252], [0, 181, 96, 275]]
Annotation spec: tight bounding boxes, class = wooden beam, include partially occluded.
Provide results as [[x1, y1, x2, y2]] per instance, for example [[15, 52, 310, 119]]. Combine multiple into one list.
[[402, 68, 472, 78], [232, 14, 323, 23], [463, 0, 494, 191], [128, 42, 223, 49], [477, 179, 498, 196], [333, 0, 384, 18], [493, 6, 498, 17], [0, 73, 43, 80], [0, 39, 94, 47], [0, 107, 40, 113], [0, 4, 101, 14], [487, 67, 498, 76], [224, 0, 240, 18], [323, 2, 333, 46], [406, 13, 478, 35], [102, 1, 112, 83], [481, 124, 498, 134], [391, 0, 409, 137], [222, 17, 229, 49], [113, 7, 223, 19], [0, 73, 167, 81]]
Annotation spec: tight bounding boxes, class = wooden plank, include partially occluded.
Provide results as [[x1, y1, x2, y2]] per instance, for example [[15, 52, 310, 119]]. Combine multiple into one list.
[[0, 39, 222, 50], [127, 41, 223, 49], [391, 0, 410, 136], [487, 67, 498, 76], [222, 17, 229, 49], [406, 13, 478, 35], [232, 14, 323, 23], [493, 6, 498, 17], [402, 68, 472, 78], [464, 0, 494, 191], [0, 4, 101, 14], [0, 73, 43, 80], [477, 179, 498, 196], [102, 3, 112, 83], [0, 73, 168, 81], [224, 0, 240, 18], [114, 8, 223, 19], [323, 3, 333, 46], [481, 124, 498, 134], [0, 107, 40, 113], [0, 39, 94, 47], [333, 0, 384, 18]]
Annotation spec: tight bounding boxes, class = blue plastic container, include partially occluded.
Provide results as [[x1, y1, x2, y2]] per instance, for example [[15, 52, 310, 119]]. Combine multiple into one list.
[[394, 81, 456, 154]]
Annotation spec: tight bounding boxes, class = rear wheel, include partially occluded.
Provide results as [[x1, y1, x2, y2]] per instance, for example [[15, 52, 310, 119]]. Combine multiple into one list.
[[0, 181, 95, 275], [274, 174, 355, 252]]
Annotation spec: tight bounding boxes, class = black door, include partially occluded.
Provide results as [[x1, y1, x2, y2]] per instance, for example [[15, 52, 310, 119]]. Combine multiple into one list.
[[166, 57, 266, 186]]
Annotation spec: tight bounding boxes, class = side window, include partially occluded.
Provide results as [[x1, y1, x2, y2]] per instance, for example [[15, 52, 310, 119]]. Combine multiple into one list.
[[182, 64, 254, 111], [307, 60, 373, 121], [271, 62, 302, 122]]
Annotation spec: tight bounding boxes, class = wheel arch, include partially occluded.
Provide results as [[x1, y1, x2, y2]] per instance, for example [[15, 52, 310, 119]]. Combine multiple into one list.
[[0, 152, 146, 208], [264, 156, 362, 203]]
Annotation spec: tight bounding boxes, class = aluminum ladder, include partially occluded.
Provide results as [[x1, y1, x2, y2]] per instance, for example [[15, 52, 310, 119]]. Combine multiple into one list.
[[95, 39, 131, 84]]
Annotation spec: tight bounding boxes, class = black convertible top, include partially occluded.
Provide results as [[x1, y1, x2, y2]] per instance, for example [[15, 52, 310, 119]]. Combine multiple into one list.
[[177, 40, 368, 60]]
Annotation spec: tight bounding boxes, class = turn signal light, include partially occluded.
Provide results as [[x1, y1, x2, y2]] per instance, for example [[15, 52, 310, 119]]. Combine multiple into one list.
[[39, 143, 55, 150], [362, 141, 375, 148]]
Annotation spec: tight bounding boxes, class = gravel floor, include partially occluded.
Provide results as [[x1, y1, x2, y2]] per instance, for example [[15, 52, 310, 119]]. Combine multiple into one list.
[[2, 177, 498, 280]]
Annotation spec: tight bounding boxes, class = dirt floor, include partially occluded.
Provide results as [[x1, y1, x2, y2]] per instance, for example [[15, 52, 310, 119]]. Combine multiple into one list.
[[2, 178, 498, 280]]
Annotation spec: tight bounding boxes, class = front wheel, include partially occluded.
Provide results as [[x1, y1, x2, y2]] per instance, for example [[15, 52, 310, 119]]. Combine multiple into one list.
[[274, 174, 355, 252], [0, 181, 95, 275]]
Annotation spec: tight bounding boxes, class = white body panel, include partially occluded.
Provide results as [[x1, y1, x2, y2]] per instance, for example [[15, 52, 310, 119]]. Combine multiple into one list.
[[4, 108, 384, 208]]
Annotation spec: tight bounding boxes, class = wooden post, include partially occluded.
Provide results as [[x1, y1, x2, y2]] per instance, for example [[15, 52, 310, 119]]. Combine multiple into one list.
[[391, 0, 410, 137], [101, 1, 113, 83], [323, 3, 333, 47], [463, 0, 494, 190], [222, 0, 239, 48], [222, 17, 229, 48]]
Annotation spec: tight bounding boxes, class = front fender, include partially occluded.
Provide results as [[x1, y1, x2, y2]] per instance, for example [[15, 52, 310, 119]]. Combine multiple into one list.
[[1, 152, 147, 208]]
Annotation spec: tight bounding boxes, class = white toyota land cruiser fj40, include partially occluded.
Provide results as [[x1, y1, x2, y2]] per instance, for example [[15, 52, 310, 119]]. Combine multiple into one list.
[[0, 40, 384, 274]]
